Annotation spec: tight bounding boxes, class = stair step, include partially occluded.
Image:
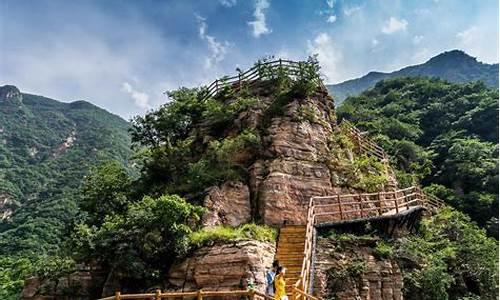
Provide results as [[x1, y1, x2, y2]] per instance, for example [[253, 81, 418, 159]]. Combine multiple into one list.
[[277, 249, 305, 254], [278, 237, 306, 242], [278, 239, 306, 244], [278, 257, 304, 264], [280, 227, 306, 233]]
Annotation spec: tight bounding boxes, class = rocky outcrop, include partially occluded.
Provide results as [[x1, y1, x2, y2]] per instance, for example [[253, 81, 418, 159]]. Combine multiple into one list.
[[314, 236, 403, 300], [249, 93, 337, 225], [0, 193, 19, 220], [0, 85, 22, 103], [20, 264, 108, 300], [202, 181, 252, 227], [168, 240, 275, 293]]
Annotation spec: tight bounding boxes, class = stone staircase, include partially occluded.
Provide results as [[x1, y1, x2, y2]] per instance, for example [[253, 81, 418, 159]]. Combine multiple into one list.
[[275, 225, 307, 295]]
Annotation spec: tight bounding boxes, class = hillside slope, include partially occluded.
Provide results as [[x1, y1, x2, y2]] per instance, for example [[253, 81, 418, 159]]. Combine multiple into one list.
[[327, 50, 499, 104], [0, 85, 132, 298], [337, 77, 499, 236]]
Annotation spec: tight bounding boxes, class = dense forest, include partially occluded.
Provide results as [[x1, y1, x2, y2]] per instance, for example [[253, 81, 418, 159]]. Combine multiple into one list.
[[338, 77, 499, 237], [328, 50, 499, 104], [0, 85, 132, 299]]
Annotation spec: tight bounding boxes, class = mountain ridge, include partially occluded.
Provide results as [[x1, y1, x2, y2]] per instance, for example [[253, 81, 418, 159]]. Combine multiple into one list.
[[327, 49, 499, 104]]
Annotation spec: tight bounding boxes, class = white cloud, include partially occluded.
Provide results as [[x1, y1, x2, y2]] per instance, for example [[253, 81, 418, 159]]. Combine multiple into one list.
[[412, 35, 423, 45], [220, 0, 237, 7], [195, 14, 231, 69], [307, 32, 342, 82], [372, 38, 379, 47], [412, 48, 432, 63], [343, 5, 362, 16], [327, 15, 337, 23], [121, 82, 150, 110], [456, 26, 499, 63], [326, 0, 334, 8], [248, 0, 271, 38], [381, 17, 408, 34]]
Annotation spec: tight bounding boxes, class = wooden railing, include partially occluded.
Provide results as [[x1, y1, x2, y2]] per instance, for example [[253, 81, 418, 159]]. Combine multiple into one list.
[[200, 59, 327, 102], [291, 186, 444, 299], [311, 186, 444, 225], [98, 289, 274, 300], [340, 119, 388, 162], [291, 197, 317, 299]]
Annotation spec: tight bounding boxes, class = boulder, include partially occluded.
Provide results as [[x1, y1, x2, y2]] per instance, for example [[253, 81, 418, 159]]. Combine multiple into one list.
[[168, 240, 275, 294]]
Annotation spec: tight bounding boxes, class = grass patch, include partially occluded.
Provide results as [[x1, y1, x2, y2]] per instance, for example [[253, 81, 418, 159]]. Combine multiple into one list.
[[373, 240, 393, 259], [188, 223, 277, 249]]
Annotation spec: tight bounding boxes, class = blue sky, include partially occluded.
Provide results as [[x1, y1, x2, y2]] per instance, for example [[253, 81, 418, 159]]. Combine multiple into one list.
[[0, 0, 498, 118]]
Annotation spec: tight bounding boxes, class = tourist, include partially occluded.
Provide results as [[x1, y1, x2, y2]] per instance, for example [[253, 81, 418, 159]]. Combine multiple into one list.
[[266, 260, 280, 296], [274, 266, 287, 300]]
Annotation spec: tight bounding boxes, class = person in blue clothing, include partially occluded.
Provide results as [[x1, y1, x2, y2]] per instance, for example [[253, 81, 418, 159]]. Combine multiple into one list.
[[266, 260, 280, 296]]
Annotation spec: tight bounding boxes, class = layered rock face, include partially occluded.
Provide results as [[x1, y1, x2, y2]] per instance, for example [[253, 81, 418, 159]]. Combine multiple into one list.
[[200, 88, 352, 226], [314, 236, 403, 300], [20, 264, 107, 300], [202, 181, 252, 227], [255, 91, 338, 225], [199, 85, 395, 226], [168, 240, 275, 293]]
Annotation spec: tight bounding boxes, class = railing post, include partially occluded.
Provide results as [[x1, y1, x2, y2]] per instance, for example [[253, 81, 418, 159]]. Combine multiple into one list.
[[394, 190, 399, 213], [249, 289, 255, 300], [197, 290, 203, 300], [215, 79, 219, 93], [356, 133, 362, 153], [115, 291, 121, 300], [378, 192, 383, 215], [337, 195, 343, 220], [359, 195, 364, 218], [155, 289, 161, 300]]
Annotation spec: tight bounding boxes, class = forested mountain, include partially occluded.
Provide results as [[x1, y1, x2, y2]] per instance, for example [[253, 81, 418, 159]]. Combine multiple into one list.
[[328, 50, 499, 104], [0, 85, 132, 298], [338, 77, 499, 236]]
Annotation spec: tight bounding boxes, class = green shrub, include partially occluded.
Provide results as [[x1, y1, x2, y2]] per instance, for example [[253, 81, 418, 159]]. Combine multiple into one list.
[[296, 105, 318, 123], [328, 257, 367, 282], [188, 223, 277, 249], [373, 241, 393, 259]]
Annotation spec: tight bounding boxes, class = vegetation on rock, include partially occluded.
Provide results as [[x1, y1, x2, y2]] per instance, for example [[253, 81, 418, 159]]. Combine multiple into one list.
[[322, 208, 498, 300], [188, 223, 277, 248]]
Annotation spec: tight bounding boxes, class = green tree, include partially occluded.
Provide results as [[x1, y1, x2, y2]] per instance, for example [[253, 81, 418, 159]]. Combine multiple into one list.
[[81, 161, 132, 226], [72, 194, 203, 284]]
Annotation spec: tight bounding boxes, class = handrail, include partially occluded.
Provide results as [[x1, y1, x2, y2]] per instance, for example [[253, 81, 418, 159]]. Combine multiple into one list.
[[340, 119, 389, 162], [290, 186, 444, 299], [310, 186, 444, 225], [292, 286, 320, 300], [98, 289, 273, 300], [199, 59, 328, 102]]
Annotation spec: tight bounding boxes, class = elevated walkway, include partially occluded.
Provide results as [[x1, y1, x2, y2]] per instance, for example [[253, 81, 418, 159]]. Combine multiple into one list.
[[274, 186, 444, 298]]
